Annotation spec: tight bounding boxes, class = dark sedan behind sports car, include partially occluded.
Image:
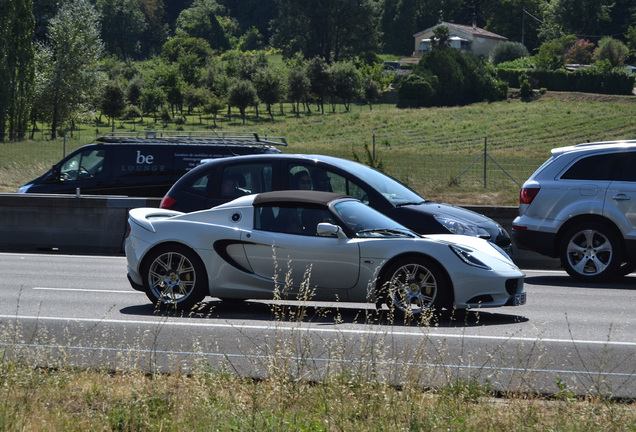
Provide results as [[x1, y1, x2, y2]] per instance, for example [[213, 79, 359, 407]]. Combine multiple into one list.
[[160, 154, 512, 254]]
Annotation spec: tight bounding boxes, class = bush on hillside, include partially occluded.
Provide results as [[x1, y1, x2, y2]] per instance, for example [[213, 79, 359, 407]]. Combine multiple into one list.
[[490, 42, 530, 66], [401, 49, 507, 107]]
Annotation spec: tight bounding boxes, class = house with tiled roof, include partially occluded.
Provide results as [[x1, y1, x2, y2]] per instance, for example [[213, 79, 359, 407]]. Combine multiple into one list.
[[413, 21, 508, 58]]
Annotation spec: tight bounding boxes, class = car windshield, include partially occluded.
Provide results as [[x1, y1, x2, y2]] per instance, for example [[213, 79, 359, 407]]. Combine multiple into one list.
[[333, 200, 416, 238], [330, 158, 425, 206]]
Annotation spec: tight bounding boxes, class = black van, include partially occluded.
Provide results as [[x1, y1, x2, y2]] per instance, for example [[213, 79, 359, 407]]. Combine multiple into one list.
[[17, 131, 286, 197]]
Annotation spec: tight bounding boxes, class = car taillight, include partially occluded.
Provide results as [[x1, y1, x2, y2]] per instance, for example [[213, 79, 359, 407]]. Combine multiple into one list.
[[160, 195, 177, 209], [519, 187, 540, 205]]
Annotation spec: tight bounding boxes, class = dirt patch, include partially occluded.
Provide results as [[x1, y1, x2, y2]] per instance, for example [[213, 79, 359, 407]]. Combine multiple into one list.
[[508, 89, 635, 103]]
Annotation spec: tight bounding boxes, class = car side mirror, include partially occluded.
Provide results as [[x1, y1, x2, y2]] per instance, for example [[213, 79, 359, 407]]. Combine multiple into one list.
[[317, 223, 347, 239]]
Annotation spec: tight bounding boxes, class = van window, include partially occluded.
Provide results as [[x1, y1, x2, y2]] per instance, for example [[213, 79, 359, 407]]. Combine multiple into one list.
[[60, 149, 105, 181]]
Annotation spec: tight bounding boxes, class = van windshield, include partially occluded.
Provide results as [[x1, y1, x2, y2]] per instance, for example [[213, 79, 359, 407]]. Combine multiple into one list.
[[60, 150, 105, 181]]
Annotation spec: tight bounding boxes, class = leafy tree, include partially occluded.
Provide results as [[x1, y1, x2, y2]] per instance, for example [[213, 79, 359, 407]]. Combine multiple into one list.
[[593, 37, 629, 67], [175, 0, 230, 52], [161, 37, 212, 64], [40, 0, 104, 139], [137, 0, 169, 55], [397, 74, 435, 107], [490, 42, 529, 66], [177, 53, 204, 86], [628, 25, 636, 57], [96, 0, 147, 60], [238, 26, 264, 51], [306, 57, 332, 114], [540, 0, 614, 41], [410, 49, 507, 106], [0, 0, 35, 142], [564, 39, 595, 65], [218, 0, 278, 44], [287, 66, 310, 116], [202, 94, 225, 127], [200, 61, 227, 96], [432, 25, 451, 50], [361, 77, 380, 110], [253, 67, 286, 120], [140, 84, 166, 122], [228, 79, 257, 124], [126, 76, 144, 106], [480, 0, 543, 52], [183, 86, 211, 122], [534, 35, 576, 70], [329, 61, 360, 112], [271, 0, 379, 62], [379, 0, 421, 56], [101, 81, 126, 131], [123, 104, 142, 128]]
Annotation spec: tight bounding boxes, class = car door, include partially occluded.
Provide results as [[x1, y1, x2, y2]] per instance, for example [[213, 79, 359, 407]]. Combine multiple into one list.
[[606, 151, 636, 235], [242, 205, 361, 292]]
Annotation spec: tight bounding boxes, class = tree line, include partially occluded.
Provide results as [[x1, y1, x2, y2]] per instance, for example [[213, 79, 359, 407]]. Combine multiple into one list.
[[1, 0, 635, 141]]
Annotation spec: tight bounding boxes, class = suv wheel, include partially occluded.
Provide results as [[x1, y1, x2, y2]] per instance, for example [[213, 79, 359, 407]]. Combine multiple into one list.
[[559, 222, 622, 282]]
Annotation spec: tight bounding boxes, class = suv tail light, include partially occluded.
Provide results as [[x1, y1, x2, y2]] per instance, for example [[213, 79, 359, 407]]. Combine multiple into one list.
[[160, 195, 177, 209], [519, 187, 540, 205]]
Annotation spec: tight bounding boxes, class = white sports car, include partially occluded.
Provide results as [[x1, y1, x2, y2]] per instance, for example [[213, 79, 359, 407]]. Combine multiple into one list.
[[125, 191, 525, 315]]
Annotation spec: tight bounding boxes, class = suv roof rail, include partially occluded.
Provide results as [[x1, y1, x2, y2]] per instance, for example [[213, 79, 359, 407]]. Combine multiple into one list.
[[573, 140, 636, 148], [96, 130, 287, 146]]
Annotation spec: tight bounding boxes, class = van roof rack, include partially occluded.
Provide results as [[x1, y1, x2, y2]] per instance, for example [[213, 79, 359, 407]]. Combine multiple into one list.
[[96, 130, 287, 146]]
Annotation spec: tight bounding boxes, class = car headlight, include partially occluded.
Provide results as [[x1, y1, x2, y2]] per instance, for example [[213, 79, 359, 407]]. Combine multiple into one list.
[[435, 216, 491, 239], [450, 245, 491, 270], [17, 184, 31, 193]]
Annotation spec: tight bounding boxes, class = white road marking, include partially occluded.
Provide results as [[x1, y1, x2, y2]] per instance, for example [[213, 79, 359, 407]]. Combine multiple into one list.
[[2, 340, 635, 378], [32, 287, 140, 294], [1, 314, 635, 347]]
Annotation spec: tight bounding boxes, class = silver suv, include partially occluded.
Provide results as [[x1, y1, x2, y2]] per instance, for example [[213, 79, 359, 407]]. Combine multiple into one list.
[[512, 140, 636, 281]]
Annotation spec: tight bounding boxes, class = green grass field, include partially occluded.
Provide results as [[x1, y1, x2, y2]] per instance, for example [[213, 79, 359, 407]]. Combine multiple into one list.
[[2, 90, 635, 206]]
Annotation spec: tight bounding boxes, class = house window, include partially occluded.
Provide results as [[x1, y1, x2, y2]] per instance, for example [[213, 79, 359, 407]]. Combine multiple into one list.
[[418, 39, 431, 54]]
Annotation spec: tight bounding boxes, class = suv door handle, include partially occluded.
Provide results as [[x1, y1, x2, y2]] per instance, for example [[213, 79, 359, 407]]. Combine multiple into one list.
[[612, 194, 631, 201]]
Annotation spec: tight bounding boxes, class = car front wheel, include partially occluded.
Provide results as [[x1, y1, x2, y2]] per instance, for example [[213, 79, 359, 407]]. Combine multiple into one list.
[[380, 257, 448, 316], [560, 222, 622, 282], [142, 244, 208, 310]]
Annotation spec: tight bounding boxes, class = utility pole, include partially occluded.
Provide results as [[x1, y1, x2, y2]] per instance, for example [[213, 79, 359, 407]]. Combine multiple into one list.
[[522, 8, 526, 46]]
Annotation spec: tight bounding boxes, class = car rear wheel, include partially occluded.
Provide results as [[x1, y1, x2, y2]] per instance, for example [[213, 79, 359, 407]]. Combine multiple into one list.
[[142, 244, 208, 310], [560, 222, 622, 282], [380, 257, 448, 316]]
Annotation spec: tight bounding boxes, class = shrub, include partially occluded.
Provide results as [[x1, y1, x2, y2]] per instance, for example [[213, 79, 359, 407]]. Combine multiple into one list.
[[490, 42, 530, 66], [564, 39, 595, 65], [407, 49, 507, 106], [535, 35, 577, 70], [594, 37, 629, 67], [519, 75, 533, 98], [396, 74, 435, 107]]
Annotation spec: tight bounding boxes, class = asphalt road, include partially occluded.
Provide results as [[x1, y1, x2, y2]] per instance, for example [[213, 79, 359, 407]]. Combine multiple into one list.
[[2, 252, 636, 398]]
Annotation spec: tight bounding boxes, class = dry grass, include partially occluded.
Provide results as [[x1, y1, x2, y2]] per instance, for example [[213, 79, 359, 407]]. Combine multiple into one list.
[[2, 360, 636, 431]]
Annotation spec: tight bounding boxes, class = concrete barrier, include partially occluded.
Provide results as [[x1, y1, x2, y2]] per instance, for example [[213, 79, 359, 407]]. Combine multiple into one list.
[[0, 194, 160, 254], [0, 195, 559, 268]]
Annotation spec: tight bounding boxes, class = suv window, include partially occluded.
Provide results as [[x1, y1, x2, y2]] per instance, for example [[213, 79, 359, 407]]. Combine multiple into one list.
[[560, 153, 621, 181], [187, 163, 273, 198], [289, 163, 368, 204], [619, 152, 636, 181]]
